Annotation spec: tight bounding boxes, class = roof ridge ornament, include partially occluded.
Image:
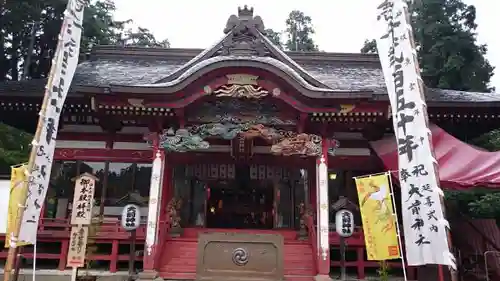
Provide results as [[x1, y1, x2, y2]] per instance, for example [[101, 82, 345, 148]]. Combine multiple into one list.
[[237, 5, 254, 20], [221, 6, 268, 56]]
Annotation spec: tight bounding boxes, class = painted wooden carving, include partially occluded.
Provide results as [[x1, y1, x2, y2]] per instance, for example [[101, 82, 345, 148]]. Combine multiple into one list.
[[187, 99, 296, 125], [239, 124, 281, 141], [156, 123, 340, 157], [214, 84, 269, 99], [270, 133, 321, 156], [159, 128, 209, 152], [212, 74, 269, 99]]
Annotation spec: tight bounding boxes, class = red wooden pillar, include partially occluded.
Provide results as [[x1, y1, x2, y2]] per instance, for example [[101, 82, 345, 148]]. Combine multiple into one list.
[[315, 137, 331, 280], [58, 239, 69, 271], [159, 162, 172, 223], [142, 133, 165, 278], [109, 239, 119, 272]]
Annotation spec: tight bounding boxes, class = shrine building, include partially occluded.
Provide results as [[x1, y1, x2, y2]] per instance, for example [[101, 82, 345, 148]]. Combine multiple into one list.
[[1, 6, 500, 281]]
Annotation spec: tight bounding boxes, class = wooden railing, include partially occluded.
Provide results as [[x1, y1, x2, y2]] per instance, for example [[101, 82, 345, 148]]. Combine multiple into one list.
[[0, 217, 147, 272], [1, 217, 418, 278], [154, 219, 172, 269], [303, 215, 417, 280], [304, 214, 318, 274], [453, 216, 500, 281]]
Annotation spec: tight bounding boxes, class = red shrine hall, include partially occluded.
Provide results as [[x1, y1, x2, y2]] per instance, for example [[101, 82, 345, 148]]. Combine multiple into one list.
[[1, 6, 500, 281]]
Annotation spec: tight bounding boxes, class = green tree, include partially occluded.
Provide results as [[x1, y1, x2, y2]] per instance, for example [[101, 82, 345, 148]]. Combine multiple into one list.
[[361, 0, 494, 92], [445, 189, 500, 223], [1, 0, 170, 82], [264, 28, 283, 50], [284, 10, 318, 52], [0, 0, 170, 171], [360, 0, 498, 220], [360, 39, 377, 54], [0, 124, 32, 175], [121, 27, 170, 48]]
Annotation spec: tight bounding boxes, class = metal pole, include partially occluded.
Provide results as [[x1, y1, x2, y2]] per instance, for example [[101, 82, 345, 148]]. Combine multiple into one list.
[[484, 250, 500, 281], [128, 230, 137, 281], [387, 172, 408, 281], [11, 249, 22, 281], [340, 236, 346, 281]]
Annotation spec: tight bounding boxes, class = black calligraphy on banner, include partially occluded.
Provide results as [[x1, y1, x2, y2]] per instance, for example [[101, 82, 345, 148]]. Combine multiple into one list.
[[377, 0, 433, 250], [45, 118, 57, 145], [377, 0, 401, 41], [376, 1, 456, 266], [378, 2, 421, 165], [68, 0, 88, 29], [19, 0, 89, 246]]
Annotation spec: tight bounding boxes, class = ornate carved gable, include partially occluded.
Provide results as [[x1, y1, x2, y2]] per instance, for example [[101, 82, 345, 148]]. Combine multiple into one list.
[[186, 98, 296, 126], [218, 5, 270, 56], [152, 6, 331, 90]]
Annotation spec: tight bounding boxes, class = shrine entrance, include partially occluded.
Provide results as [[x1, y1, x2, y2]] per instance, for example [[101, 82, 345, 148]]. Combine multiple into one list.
[[174, 163, 305, 230], [205, 164, 274, 229]]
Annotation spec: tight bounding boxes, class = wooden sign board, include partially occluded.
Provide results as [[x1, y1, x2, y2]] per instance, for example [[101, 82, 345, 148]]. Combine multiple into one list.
[[67, 225, 89, 268], [71, 173, 97, 225]]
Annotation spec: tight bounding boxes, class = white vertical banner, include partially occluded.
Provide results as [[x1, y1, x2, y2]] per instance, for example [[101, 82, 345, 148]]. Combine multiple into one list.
[[145, 150, 164, 256], [19, 0, 88, 244], [316, 155, 329, 260], [374, 0, 455, 268]]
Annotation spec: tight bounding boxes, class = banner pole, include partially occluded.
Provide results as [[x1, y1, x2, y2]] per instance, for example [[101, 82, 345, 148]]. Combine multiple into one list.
[[3, 71, 58, 281], [387, 172, 408, 281], [32, 241, 37, 281], [352, 170, 400, 180], [2, 2, 70, 281], [401, 4, 457, 281]]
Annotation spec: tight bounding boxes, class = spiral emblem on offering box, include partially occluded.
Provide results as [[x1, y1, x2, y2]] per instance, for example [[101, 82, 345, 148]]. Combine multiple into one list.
[[232, 248, 249, 266]]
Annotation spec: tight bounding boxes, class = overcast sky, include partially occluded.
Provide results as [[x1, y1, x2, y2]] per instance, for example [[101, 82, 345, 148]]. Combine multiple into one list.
[[114, 0, 499, 90]]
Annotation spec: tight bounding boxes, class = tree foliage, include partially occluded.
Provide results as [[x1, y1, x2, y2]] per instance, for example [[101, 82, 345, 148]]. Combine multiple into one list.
[[360, 0, 494, 92], [263, 10, 318, 52], [0, 124, 32, 175], [456, 133, 500, 221], [0, 0, 169, 82], [360, 0, 498, 219], [284, 10, 318, 52], [0, 0, 169, 170], [264, 28, 283, 50], [360, 39, 377, 54], [446, 189, 500, 223]]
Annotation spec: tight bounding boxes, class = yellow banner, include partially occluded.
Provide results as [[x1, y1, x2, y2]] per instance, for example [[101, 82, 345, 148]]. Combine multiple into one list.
[[355, 173, 400, 260], [5, 165, 31, 248]]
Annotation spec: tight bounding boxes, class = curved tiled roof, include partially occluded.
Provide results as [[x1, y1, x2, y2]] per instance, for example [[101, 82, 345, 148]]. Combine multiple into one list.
[[0, 5, 497, 105], [1, 52, 498, 105], [69, 51, 499, 103]]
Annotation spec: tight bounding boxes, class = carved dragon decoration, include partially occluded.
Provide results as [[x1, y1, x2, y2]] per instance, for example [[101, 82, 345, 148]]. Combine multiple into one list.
[[151, 123, 340, 157]]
